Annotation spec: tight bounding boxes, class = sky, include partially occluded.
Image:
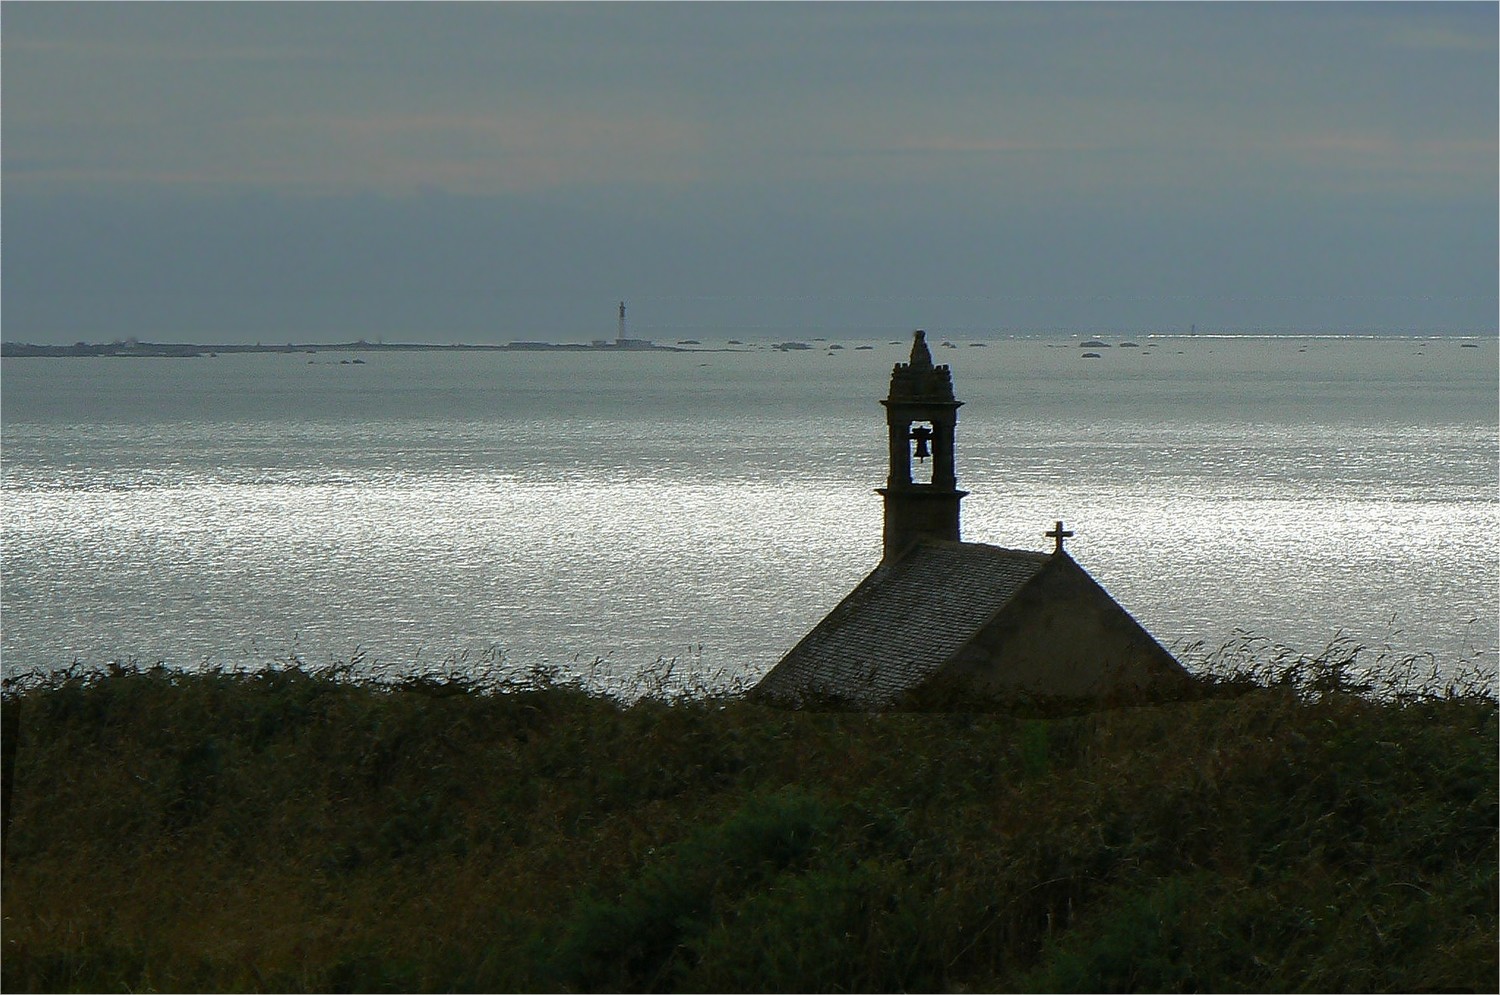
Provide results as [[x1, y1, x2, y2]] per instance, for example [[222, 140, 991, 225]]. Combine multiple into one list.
[[4, 2, 1496, 343]]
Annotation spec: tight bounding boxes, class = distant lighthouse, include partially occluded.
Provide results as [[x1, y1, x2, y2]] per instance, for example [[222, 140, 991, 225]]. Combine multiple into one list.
[[588, 300, 655, 350]]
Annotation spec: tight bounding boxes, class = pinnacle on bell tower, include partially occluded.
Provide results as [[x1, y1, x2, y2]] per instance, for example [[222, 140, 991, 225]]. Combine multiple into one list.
[[876, 330, 967, 560]]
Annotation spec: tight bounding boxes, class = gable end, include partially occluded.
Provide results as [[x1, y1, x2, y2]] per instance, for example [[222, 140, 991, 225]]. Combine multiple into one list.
[[911, 553, 1189, 705]]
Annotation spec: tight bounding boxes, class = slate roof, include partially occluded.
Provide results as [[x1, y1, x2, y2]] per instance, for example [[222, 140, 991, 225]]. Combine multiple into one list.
[[756, 540, 1051, 709]]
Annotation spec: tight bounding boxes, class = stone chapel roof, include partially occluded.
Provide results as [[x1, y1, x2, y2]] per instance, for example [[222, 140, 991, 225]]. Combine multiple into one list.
[[756, 540, 1052, 709]]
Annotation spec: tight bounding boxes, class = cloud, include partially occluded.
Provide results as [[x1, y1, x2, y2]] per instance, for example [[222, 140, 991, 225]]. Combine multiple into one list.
[[2, 3, 1493, 340], [6, 103, 708, 197], [5, 34, 322, 66], [1383, 24, 1497, 54], [1271, 133, 1499, 195], [7, 3, 1494, 204], [238, 109, 706, 196]]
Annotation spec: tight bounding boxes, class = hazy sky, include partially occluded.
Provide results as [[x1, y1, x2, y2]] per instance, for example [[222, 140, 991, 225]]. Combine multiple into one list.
[[4, 2, 1496, 342]]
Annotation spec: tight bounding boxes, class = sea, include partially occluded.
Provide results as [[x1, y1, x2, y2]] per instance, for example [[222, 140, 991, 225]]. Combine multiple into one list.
[[3, 332, 1497, 693]]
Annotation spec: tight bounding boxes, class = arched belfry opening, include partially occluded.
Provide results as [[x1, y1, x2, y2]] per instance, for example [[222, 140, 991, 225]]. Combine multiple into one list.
[[907, 420, 937, 484], [876, 330, 968, 559]]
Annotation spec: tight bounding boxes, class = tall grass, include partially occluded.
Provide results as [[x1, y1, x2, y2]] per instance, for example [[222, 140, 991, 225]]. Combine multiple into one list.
[[2, 646, 1494, 993]]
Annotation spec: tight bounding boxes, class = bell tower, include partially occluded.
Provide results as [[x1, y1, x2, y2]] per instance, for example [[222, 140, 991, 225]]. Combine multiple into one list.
[[877, 330, 967, 560]]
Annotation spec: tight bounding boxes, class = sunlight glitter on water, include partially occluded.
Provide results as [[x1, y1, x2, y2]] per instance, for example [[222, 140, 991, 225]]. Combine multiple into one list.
[[3, 336, 1495, 684], [4, 470, 1494, 682]]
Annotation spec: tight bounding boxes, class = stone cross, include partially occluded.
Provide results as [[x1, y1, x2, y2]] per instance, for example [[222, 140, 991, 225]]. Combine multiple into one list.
[[1046, 520, 1074, 553]]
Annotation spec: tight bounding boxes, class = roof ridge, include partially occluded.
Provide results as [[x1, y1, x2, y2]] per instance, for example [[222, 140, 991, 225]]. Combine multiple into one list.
[[905, 537, 1052, 561]]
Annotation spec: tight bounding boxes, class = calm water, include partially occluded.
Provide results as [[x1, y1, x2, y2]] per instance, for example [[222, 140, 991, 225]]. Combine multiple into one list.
[[3, 334, 1496, 689]]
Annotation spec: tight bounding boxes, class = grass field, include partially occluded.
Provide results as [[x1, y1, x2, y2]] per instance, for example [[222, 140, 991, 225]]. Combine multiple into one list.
[[2, 655, 1494, 992]]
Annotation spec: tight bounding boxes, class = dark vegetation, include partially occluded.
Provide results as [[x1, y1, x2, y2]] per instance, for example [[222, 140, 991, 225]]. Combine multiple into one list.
[[2, 653, 1495, 993]]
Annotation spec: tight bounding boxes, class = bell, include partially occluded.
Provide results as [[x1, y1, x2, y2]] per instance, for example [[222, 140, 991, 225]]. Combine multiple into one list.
[[910, 425, 933, 462]]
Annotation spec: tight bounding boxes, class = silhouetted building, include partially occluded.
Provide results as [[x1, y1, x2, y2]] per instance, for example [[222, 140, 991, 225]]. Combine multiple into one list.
[[755, 331, 1188, 710], [877, 330, 966, 558]]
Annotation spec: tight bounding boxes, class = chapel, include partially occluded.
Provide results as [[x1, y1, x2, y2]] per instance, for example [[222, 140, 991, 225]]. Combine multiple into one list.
[[753, 330, 1190, 710]]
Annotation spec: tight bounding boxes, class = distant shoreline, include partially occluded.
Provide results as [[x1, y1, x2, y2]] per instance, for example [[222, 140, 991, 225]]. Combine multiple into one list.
[[2, 332, 1492, 359], [0, 339, 699, 358]]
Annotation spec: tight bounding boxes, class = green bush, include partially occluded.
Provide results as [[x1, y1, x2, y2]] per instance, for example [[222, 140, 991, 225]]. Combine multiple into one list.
[[1, 660, 1494, 992]]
